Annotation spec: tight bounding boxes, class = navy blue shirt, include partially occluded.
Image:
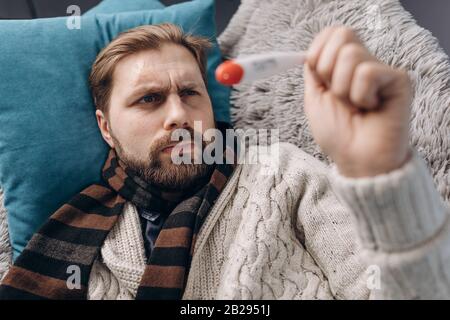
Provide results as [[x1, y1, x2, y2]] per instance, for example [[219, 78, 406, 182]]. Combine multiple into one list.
[[137, 207, 169, 263]]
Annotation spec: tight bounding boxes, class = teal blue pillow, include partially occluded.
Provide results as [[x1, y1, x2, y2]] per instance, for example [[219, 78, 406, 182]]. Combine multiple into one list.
[[0, 0, 231, 260], [85, 0, 165, 15]]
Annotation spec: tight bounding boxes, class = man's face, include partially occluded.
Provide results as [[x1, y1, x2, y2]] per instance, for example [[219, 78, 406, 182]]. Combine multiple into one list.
[[96, 43, 216, 191]]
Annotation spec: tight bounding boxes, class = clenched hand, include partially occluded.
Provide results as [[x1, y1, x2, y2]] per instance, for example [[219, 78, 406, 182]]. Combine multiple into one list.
[[304, 26, 412, 177]]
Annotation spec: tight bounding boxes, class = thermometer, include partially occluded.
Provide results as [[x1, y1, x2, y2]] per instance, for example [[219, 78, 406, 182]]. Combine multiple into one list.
[[215, 51, 307, 86]]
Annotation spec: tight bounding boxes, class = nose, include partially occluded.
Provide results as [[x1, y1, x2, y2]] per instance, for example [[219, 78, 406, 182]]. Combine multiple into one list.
[[162, 94, 190, 131]]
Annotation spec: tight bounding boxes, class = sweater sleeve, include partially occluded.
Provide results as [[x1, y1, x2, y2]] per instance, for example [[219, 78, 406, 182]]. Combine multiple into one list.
[[329, 150, 450, 299], [296, 149, 450, 299]]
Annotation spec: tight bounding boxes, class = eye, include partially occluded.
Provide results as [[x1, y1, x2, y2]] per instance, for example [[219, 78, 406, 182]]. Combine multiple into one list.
[[137, 93, 162, 104], [181, 89, 199, 97]]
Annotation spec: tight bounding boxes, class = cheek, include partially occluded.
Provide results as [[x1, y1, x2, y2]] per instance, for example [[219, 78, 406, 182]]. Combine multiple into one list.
[[111, 112, 159, 153], [195, 100, 215, 129]]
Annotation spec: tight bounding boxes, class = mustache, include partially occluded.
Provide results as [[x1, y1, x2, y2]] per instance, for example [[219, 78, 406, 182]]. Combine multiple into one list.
[[151, 127, 208, 153]]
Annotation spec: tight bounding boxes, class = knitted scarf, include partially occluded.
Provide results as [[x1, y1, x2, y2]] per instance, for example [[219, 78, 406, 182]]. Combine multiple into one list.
[[0, 124, 236, 300]]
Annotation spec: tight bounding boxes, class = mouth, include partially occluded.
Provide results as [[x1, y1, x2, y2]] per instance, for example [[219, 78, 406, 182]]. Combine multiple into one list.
[[161, 144, 176, 154], [161, 141, 195, 155]]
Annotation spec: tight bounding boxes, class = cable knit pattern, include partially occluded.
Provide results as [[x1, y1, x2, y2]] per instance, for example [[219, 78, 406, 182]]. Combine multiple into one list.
[[87, 143, 450, 299], [330, 151, 450, 299], [88, 202, 146, 300], [187, 153, 335, 299]]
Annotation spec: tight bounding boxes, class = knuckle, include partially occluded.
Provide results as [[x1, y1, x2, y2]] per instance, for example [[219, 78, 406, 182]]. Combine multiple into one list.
[[356, 62, 378, 81], [335, 26, 356, 42], [323, 26, 339, 34], [340, 43, 365, 61], [314, 27, 335, 43]]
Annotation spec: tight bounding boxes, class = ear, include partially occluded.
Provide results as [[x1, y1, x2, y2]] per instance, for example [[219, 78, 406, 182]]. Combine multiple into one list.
[[96, 109, 115, 149]]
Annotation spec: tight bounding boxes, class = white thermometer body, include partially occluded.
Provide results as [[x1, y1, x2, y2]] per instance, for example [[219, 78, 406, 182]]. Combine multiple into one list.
[[215, 51, 307, 85]]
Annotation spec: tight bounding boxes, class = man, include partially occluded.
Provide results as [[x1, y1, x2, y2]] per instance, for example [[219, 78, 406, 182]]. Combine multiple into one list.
[[1, 23, 449, 300]]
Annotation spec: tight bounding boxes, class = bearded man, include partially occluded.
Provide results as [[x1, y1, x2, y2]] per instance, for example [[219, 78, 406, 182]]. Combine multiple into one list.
[[1, 23, 449, 300]]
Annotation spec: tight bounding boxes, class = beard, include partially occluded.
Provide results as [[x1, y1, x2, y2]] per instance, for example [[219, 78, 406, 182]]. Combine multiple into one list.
[[111, 127, 214, 192]]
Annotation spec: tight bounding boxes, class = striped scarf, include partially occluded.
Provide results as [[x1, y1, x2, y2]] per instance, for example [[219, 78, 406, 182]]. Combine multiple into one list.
[[0, 124, 236, 300]]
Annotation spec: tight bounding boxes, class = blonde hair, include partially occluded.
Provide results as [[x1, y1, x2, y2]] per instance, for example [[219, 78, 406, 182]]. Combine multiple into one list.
[[89, 23, 212, 112]]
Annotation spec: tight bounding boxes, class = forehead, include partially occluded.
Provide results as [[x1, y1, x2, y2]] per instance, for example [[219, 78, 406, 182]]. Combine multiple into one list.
[[113, 43, 203, 87]]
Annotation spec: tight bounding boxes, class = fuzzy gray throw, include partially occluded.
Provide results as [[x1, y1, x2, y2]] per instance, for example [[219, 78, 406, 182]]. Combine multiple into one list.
[[1, 0, 449, 280]]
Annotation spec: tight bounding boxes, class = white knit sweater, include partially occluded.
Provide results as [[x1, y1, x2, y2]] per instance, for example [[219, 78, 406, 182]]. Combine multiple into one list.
[[88, 143, 450, 300]]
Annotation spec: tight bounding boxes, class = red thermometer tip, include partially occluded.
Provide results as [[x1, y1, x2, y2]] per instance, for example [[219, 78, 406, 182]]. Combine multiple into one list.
[[215, 60, 244, 86]]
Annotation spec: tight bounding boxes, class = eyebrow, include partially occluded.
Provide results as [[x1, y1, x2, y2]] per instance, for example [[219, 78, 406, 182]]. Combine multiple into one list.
[[127, 80, 203, 102]]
